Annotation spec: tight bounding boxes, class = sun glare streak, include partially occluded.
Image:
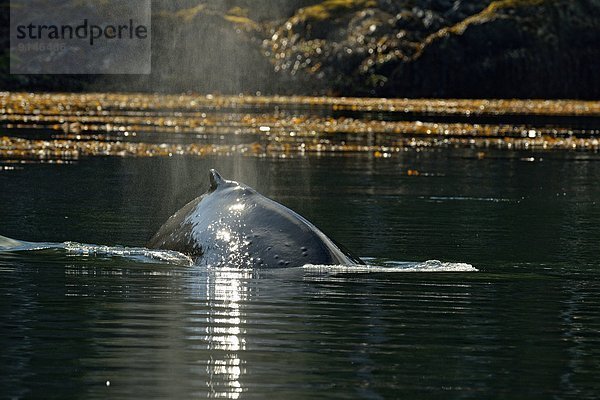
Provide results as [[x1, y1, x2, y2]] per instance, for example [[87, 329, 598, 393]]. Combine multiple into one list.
[[202, 268, 252, 399]]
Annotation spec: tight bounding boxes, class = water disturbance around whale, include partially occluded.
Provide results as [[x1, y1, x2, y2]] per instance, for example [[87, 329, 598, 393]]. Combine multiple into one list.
[[0, 167, 476, 272], [0, 234, 475, 272]]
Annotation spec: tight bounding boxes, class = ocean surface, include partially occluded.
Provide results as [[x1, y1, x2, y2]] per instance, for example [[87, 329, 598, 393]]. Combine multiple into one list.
[[1, 150, 599, 399]]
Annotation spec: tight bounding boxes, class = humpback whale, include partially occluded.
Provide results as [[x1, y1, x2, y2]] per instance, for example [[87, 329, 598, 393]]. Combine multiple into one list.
[[148, 169, 363, 268]]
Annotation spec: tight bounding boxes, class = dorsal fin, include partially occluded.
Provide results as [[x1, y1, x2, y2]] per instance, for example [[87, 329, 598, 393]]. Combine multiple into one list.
[[209, 169, 225, 191]]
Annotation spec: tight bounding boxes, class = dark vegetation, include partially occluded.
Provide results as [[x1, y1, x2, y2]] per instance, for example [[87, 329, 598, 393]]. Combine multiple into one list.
[[1, 0, 599, 98]]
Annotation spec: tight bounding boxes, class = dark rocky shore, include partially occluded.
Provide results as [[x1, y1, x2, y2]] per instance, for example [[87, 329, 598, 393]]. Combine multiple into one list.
[[1, 0, 599, 98]]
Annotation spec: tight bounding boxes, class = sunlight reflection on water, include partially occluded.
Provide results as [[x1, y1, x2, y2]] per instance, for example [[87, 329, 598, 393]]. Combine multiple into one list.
[[197, 268, 252, 398]]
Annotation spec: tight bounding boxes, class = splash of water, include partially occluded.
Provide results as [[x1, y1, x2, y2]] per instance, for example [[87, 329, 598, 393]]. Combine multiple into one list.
[[62, 242, 194, 266], [303, 259, 478, 273], [0, 235, 193, 266]]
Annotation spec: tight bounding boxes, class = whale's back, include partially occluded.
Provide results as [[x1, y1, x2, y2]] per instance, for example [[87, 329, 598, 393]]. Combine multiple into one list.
[[148, 171, 363, 268]]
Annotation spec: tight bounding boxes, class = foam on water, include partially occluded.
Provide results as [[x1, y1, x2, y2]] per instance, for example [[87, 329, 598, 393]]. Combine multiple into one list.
[[62, 242, 194, 266], [303, 259, 478, 273], [0, 235, 193, 266]]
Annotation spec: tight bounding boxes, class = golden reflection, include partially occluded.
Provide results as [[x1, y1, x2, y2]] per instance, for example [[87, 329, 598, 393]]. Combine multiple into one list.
[[2, 92, 599, 115], [1, 91, 599, 162], [203, 268, 252, 399]]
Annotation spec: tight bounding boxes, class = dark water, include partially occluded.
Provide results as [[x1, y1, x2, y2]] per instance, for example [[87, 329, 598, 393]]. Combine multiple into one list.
[[1, 150, 600, 399]]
